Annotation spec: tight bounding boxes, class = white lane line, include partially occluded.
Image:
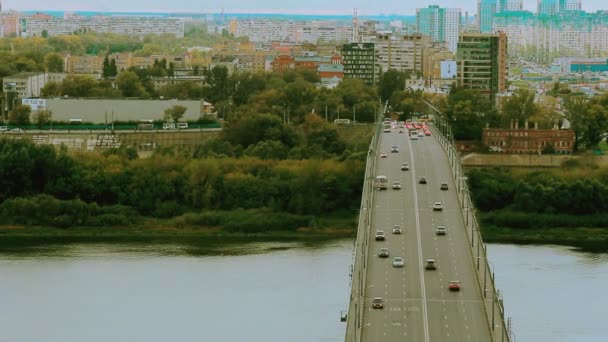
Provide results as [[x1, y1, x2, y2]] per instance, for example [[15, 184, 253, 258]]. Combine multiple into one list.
[[408, 136, 431, 342]]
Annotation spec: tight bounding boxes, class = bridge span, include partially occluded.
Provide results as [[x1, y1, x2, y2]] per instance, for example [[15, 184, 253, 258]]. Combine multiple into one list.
[[345, 120, 511, 342]]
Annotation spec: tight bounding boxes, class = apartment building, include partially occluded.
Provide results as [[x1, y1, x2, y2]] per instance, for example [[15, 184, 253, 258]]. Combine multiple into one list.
[[375, 34, 430, 75], [65, 55, 103, 74], [3, 73, 48, 98], [456, 32, 508, 100], [18, 16, 185, 38], [234, 20, 298, 42]]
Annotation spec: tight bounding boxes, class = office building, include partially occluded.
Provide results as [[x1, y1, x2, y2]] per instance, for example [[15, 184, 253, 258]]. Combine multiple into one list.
[[501, 0, 523, 11], [341, 43, 376, 85], [417, 5, 462, 53], [456, 32, 508, 100]]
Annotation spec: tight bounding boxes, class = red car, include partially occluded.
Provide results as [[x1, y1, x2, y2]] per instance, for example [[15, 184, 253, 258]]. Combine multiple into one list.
[[448, 281, 461, 291], [424, 130, 431, 136]]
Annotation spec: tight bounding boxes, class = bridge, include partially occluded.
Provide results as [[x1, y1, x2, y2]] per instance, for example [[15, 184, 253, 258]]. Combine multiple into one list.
[[345, 119, 512, 341]]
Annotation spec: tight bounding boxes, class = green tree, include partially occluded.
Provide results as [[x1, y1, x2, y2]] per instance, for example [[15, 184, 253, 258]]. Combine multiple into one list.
[[502, 89, 537, 126], [41, 81, 62, 97], [164, 105, 187, 124], [204, 65, 231, 102], [33, 109, 52, 129], [44, 52, 64, 72], [116, 71, 147, 97], [378, 69, 408, 102], [9, 105, 32, 126], [61, 76, 98, 97]]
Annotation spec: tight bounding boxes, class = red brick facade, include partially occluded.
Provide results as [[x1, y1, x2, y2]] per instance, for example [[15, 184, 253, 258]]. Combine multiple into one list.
[[272, 55, 295, 72], [483, 128, 575, 154]]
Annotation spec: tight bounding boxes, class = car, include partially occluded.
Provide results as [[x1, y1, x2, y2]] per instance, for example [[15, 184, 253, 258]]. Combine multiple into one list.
[[424, 130, 432, 136], [372, 297, 384, 309], [410, 134, 418, 140], [401, 163, 409, 171], [440, 183, 449, 190], [399, 129, 404, 133], [392, 256, 404, 267], [391, 146, 399, 153], [0, 126, 8, 131], [418, 131, 424, 137], [435, 225, 447, 235], [448, 281, 461, 291], [383, 127, 391, 133], [375, 230, 386, 241], [392, 225, 402, 234], [392, 181, 401, 190], [380, 153, 387, 158], [378, 248, 390, 258], [419, 177, 427, 184], [433, 202, 443, 211], [10, 128, 24, 133], [425, 259, 437, 270]]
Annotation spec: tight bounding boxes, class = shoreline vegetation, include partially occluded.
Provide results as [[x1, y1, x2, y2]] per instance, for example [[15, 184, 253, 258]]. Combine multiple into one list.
[[0, 211, 357, 251]]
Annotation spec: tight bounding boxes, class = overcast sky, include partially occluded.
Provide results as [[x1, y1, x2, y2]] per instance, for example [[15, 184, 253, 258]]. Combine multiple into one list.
[[4, 0, 607, 15]]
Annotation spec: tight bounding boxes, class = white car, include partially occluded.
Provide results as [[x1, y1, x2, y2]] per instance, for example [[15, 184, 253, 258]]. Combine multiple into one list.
[[380, 153, 388, 158], [392, 256, 404, 267], [391, 146, 399, 153], [392, 181, 402, 190], [433, 202, 443, 211], [392, 225, 402, 234]]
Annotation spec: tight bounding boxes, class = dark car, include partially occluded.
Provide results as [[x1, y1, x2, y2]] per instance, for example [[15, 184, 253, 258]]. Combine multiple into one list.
[[440, 183, 448, 190], [372, 297, 384, 309], [419, 177, 427, 184]]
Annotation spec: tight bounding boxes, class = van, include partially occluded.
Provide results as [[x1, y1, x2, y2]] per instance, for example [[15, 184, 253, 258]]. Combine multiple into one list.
[[0, 126, 8, 131], [69, 119, 83, 124], [177, 122, 188, 129], [163, 123, 176, 130]]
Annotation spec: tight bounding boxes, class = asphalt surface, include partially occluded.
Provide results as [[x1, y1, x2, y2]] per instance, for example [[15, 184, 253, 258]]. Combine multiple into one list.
[[360, 128, 492, 342]]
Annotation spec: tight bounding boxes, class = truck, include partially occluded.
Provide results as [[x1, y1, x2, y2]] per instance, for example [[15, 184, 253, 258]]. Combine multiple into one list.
[[375, 175, 388, 190]]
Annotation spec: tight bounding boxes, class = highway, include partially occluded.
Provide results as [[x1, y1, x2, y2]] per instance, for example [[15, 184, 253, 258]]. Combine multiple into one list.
[[360, 126, 492, 341]]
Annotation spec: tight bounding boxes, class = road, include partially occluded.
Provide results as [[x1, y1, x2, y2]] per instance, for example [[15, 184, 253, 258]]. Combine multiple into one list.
[[360, 127, 492, 341]]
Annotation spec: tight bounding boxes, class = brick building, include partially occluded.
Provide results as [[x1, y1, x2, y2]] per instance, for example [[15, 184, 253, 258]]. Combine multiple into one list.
[[483, 124, 575, 154]]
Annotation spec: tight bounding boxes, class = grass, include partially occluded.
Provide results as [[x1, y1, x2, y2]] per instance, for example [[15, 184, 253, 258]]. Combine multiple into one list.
[[0, 212, 358, 250], [481, 225, 608, 252]]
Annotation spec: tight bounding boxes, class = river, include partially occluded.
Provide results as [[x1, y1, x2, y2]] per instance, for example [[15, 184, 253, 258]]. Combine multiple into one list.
[[0, 242, 606, 342]]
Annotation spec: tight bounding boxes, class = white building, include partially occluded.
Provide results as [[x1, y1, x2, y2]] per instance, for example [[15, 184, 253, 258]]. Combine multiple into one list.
[[2, 73, 49, 98], [19, 16, 185, 38]]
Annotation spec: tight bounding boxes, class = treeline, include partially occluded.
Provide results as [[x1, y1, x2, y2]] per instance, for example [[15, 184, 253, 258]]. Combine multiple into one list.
[[0, 137, 364, 228], [468, 167, 608, 215]]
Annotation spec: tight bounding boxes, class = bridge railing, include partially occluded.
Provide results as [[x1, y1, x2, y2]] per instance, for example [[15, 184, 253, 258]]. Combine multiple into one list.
[[429, 109, 513, 342], [345, 117, 383, 342]]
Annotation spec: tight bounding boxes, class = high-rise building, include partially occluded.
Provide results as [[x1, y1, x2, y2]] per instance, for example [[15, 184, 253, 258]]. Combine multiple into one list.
[[416, 5, 462, 53], [501, 0, 524, 11], [478, 0, 498, 33], [561, 0, 582, 11], [537, 0, 581, 14], [341, 43, 377, 85], [456, 32, 508, 100]]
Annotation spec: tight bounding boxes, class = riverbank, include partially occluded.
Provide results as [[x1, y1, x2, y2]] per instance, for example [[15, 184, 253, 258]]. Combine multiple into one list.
[[0, 215, 357, 252], [481, 225, 608, 252]]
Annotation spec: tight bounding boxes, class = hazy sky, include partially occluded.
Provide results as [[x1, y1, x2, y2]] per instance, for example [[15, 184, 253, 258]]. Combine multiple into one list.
[[4, 0, 607, 15]]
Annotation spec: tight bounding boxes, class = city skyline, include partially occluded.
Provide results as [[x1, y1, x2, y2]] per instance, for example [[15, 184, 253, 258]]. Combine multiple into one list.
[[3, 0, 607, 16]]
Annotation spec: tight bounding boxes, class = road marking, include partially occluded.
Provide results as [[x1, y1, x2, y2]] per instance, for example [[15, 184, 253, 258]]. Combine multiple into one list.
[[408, 136, 431, 342]]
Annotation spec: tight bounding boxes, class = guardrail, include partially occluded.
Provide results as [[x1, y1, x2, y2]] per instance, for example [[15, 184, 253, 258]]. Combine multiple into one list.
[[345, 114, 383, 342], [427, 104, 513, 342]]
